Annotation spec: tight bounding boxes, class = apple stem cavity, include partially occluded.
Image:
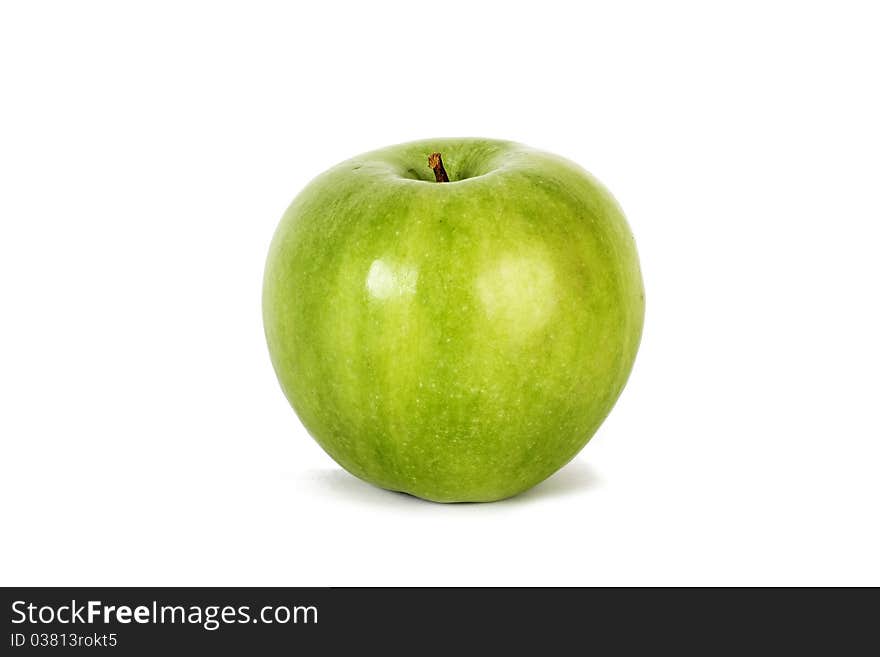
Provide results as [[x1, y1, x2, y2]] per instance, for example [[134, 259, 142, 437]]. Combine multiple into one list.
[[428, 152, 450, 183]]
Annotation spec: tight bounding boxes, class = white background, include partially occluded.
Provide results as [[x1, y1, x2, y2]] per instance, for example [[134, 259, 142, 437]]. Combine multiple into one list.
[[2, 1, 878, 586]]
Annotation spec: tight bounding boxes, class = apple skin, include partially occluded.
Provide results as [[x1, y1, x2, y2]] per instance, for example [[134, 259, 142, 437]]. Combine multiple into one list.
[[263, 138, 644, 502]]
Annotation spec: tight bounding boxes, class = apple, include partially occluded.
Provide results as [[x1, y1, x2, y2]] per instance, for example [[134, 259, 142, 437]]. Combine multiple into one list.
[[263, 138, 644, 502]]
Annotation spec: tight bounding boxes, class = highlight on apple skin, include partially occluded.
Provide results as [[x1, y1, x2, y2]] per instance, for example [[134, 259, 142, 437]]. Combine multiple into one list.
[[263, 138, 645, 502]]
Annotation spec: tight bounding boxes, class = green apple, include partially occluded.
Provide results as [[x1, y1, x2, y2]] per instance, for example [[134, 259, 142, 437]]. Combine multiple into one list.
[[263, 138, 644, 502]]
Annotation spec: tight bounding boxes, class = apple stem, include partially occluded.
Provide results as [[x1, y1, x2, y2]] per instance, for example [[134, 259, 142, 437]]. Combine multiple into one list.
[[428, 152, 450, 183]]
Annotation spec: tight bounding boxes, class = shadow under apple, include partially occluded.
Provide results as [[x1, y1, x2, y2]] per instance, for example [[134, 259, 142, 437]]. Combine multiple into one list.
[[295, 459, 601, 507]]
